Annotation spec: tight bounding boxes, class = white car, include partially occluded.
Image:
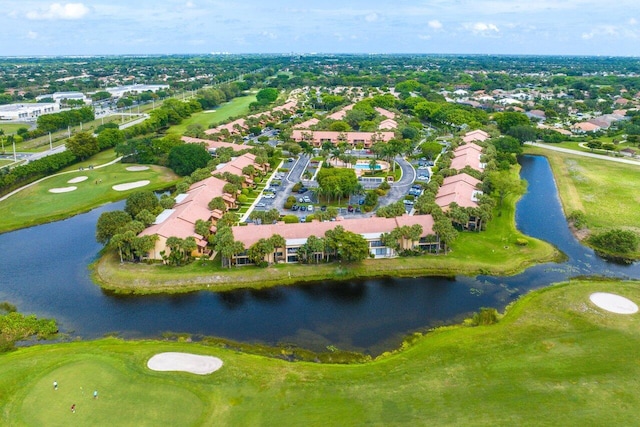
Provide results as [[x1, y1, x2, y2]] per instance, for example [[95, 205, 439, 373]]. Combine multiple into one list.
[[256, 202, 266, 208], [307, 205, 314, 212]]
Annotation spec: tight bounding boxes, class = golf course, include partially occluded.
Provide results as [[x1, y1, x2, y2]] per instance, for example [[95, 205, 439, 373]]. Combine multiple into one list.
[[1, 279, 639, 426]]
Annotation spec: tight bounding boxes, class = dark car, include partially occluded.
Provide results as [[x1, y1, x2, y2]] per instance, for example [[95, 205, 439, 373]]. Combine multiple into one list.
[[320, 205, 327, 211], [297, 187, 308, 194], [347, 205, 354, 213], [291, 204, 299, 211], [300, 205, 307, 211], [355, 207, 361, 213]]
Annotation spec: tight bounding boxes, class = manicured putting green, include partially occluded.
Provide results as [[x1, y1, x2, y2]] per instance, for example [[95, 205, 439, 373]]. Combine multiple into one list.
[[19, 359, 204, 426]]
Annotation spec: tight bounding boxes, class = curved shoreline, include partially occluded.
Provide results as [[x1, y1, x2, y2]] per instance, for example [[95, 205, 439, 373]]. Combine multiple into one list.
[[92, 244, 562, 295]]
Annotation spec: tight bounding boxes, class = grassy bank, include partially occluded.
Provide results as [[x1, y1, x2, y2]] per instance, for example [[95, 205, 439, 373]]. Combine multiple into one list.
[[0, 161, 179, 234], [167, 95, 257, 135], [2, 279, 639, 425], [525, 146, 640, 238], [94, 191, 559, 294]]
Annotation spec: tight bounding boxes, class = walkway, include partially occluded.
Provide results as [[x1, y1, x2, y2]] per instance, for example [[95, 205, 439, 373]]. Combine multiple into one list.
[[525, 142, 640, 167], [0, 156, 123, 202]]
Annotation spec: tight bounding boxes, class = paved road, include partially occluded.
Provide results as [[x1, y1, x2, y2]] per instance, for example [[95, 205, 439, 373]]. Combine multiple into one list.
[[525, 142, 640, 167], [377, 156, 416, 209]]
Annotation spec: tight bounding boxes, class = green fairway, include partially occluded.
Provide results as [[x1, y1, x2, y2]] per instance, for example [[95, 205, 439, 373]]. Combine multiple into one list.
[[526, 146, 640, 236], [0, 161, 179, 233], [167, 95, 257, 135], [2, 279, 640, 425]]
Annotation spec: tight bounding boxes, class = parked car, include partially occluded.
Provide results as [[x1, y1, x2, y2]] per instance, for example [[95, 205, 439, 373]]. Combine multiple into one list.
[[303, 196, 311, 203], [320, 205, 327, 211], [347, 205, 354, 213], [291, 204, 299, 211], [298, 187, 308, 194], [256, 202, 266, 208], [355, 207, 361, 213], [300, 205, 307, 211], [307, 205, 314, 212], [403, 199, 414, 205]]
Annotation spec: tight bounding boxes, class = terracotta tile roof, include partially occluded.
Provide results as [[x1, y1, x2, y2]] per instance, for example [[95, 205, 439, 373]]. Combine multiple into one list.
[[375, 107, 395, 119], [294, 118, 320, 129], [291, 130, 395, 145], [181, 136, 246, 152], [327, 104, 354, 120], [436, 173, 482, 209], [214, 153, 258, 177], [462, 129, 490, 143], [379, 118, 398, 130], [451, 143, 484, 172], [230, 214, 435, 248]]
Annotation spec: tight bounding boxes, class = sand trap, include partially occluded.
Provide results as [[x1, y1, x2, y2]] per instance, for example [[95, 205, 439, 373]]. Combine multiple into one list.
[[112, 180, 150, 191], [203, 110, 217, 113], [147, 352, 223, 375], [67, 176, 88, 184], [126, 166, 150, 171], [590, 292, 638, 314], [49, 186, 77, 193]]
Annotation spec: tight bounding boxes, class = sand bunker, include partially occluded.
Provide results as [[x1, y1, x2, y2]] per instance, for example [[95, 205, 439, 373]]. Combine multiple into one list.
[[67, 176, 88, 184], [203, 110, 217, 113], [147, 352, 223, 375], [590, 292, 638, 314], [112, 180, 150, 191], [126, 166, 150, 171], [49, 186, 77, 193]]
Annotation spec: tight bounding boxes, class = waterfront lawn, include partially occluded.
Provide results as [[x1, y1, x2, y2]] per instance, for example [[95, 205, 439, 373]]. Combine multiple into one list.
[[525, 146, 640, 235], [0, 163, 179, 233], [167, 95, 257, 136], [2, 279, 640, 425]]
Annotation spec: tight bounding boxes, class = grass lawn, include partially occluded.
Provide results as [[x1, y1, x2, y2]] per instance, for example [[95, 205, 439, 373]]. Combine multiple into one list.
[[2, 279, 640, 425], [0, 163, 179, 233], [525, 146, 640, 237], [0, 123, 26, 135], [167, 95, 257, 136]]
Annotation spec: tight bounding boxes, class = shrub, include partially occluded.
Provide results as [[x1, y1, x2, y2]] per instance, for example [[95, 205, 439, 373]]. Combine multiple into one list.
[[237, 194, 248, 204], [590, 229, 639, 254], [469, 307, 500, 326], [567, 210, 587, 229], [282, 215, 299, 223], [515, 238, 529, 246]]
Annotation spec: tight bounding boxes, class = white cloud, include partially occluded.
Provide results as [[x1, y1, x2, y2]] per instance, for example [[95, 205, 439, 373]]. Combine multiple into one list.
[[428, 20, 443, 30], [261, 31, 277, 40], [582, 25, 619, 39], [27, 31, 38, 40], [418, 34, 432, 40], [365, 13, 379, 22], [629, 18, 637, 25], [26, 3, 89, 20], [465, 22, 500, 34], [185, 1, 196, 8]]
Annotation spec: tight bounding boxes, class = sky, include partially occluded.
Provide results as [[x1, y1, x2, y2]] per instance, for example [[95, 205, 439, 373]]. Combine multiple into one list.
[[0, 0, 639, 56]]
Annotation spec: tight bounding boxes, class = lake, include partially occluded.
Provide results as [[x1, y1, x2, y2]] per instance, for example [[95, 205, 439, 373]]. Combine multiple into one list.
[[0, 155, 638, 355]]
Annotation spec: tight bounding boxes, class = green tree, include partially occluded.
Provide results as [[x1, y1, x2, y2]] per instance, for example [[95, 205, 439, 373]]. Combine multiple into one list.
[[124, 191, 161, 218], [66, 131, 99, 160], [590, 229, 638, 255], [96, 128, 125, 150], [167, 143, 211, 176], [256, 88, 278, 105], [95, 210, 132, 244], [487, 171, 527, 209]]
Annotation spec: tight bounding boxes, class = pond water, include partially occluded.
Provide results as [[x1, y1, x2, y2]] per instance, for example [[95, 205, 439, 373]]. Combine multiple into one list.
[[0, 155, 638, 355]]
